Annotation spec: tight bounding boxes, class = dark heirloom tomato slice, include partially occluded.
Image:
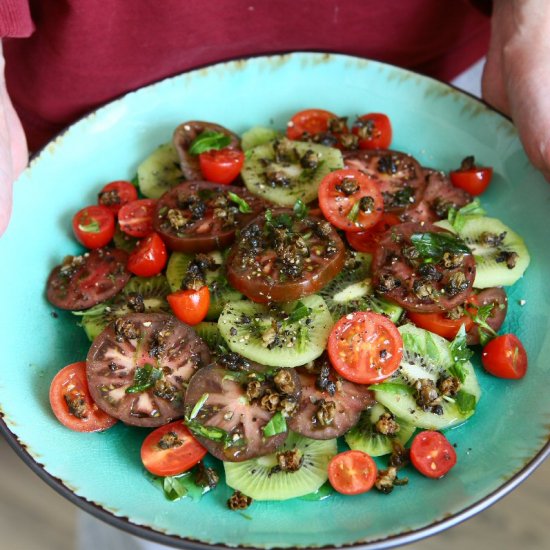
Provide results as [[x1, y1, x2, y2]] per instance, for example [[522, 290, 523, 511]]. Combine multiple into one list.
[[343, 149, 425, 213], [318, 169, 383, 232], [153, 181, 266, 253], [327, 312, 403, 384], [46, 248, 130, 310], [184, 362, 301, 462], [466, 287, 508, 345], [173, 121, 241, 181], [287, 356, 375, 440], [226, 209, 346, 303], [372, 222, 476, 313], [49, 361, 117, 432], [86, 313, 211, 428]]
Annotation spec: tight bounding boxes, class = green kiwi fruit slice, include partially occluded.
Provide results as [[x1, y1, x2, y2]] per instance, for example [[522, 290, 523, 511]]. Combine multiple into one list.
[[241, 138, 344, 206], [137, 142, 184, 199], [319, 252, 403, 323], [218, 295, 333, 368], [373, 324, 481, 430], [241, 126, 282, 151], [74, 275, 171, 341], [224, 432, 337, 500], [344, 404, 415, 457], [166, 251, 243, 320]]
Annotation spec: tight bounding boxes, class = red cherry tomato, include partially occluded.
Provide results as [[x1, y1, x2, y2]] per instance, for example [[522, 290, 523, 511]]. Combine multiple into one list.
[[328, 311, 403, 384], [346, 213, 401, 253], [450, 157, 493, 196], [318, 169, 384, 232], [352, 113, 392, 150], [72, 205, 115, 249], [49, 361, 117, 432], [198, 148, 244, 184], [118, 198, 157, 238], [286, 108, 345, 140], [167, 286, 210, 326], [127, 232, 167, 277], [481, 334, 528, 379], [141, 421, 207, 477], [97, 180, 138, 215], [328, 450, 377, 495], [410, 431, 457, 479]]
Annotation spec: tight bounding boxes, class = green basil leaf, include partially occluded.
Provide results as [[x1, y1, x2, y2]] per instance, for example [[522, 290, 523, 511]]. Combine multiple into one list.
[[78, 220, 101, 233], [293, 198, 308, 219], [287, 301, 311, 324], [189, 393, 209, 420], [188, 131, 231, 155], [467, 302, 498, 343], [186, 419, 228, 442], [163, 475, 189, 501], [448, 199, 486, 232], [347, 201, 361, 222], [370, 382, 414, 395], [227, 191, 252, 214], [126, 363, 163, 394], [411, 232, 471, 262], [455, 390, 477, 415], [262, 411, 287, 438]]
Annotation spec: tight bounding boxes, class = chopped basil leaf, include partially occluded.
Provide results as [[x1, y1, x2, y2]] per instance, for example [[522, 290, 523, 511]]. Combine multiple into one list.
[[227, 192, 252, 214], [126, 363, 163, 394], [130, 174, 140, 188], [370, 381, 415, 395], [149, 469, 213, 502], [189, 393, 209, 420], [455, 390, 477, 415], [411, 232, 471, 263], [467, 302, 498, 345], [262, 411, 287, 437], [347, 201, 361, 223], [448, 199, 486, 232], [424, 331, 441, 362], [287, 301, 311, 324], [186, 419, 228, 442], [293, 198, 308, 219], [448, 325, 472, 382], [78, 219, 101, 233], [188, 131, 231, 155]]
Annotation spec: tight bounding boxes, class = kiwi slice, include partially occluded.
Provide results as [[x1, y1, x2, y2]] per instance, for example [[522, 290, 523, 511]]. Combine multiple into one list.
[[194, 322, 227, 353], [373, 324, 481, 430], [344, 404, 415, 457], [74, 275, 171, 340], [166, 251, 243, 320], [137, 142, 184, 199], [436, 216, 530, 288], [319, 252, 403, 323], [242, 139, 344, 206], [241, 126, 282, 151], [218, 295, 333, 368], [224, 432, 337, 500]]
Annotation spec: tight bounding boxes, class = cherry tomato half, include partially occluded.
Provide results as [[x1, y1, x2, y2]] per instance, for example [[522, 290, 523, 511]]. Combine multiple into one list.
[[98, 180, 138, 215], [410, 431, 457, 479], [328, 450, 377, 495], [346, 213, 401, 253], [72, 205, 115, 249], [286, 108, 345, 140], [141, 421, 207, 477], [328, 311, 403, 384], [318, 169, 384, 232], [118, 198, 157, 238], [199, 148, 244, 185], [49, 361, 117, 432], [127, 232, 167, 277], [450, 156, 493, 196], [352, 113, 392, 150], [481, 334, 528, 379], [167, 286, 210, 326]]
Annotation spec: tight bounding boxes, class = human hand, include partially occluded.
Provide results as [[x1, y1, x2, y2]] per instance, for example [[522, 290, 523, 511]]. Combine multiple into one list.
[[482, 0, 550, 180]]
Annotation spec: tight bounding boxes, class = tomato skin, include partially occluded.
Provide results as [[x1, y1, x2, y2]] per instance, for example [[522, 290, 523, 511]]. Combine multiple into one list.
[[49, 362, 117, 432], [346, 213, 400, 253], [118, 198, 157, 238], [481, 334, 528, 379], [127, 232, 167, 277], [352, 113, 392, 150], [286, 108, 344, 140], [450, 167, 493, 196], [167, 286, 210, 325], [72, 205, 115, 249], [328, 450, 377, 495], [318, 169, 384, 232], [410, 431, 457, 479], [98, 180, 138, 215], [328, 311, 403, 384], [199, 148, 244, 184], [141, 421, 207, 477]]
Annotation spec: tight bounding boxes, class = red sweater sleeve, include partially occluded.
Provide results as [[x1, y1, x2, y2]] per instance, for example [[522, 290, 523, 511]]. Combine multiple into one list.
[[0, 0, 34, 38]]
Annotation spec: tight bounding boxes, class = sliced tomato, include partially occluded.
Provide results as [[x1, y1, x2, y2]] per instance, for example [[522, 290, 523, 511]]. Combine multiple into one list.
[[352, 113, 392, 150], [49, 361, 117, 432], [141, 421, 207, 477], [98, 180, 138, 215], [72, 205, 115, 249], [328, 450, 377, 495], [118, 198, 157, 238], [199, 148, 244, 184], [318, 169, 383, 232], [481, 334, 528, 379], [410, 431, 457, 479], [328, 311, 403, 384], [127, 232, 167, 277], [167, 286, 210, 325], [346, 213, 401, 253], [286, 108, 346, 140], [450, 156, 493, 196]]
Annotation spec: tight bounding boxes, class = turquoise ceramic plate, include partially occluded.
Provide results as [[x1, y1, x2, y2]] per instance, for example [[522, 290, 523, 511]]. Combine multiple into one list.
[[0, 53, 549, 549]]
